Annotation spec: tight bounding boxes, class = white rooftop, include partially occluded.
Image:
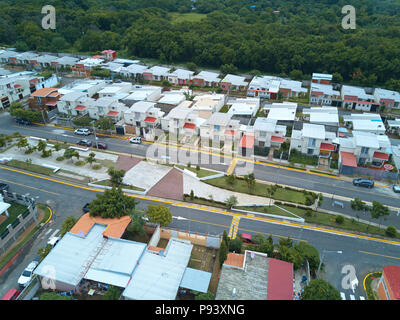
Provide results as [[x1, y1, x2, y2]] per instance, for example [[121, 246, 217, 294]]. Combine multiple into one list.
[[312, 73, 332, 81], [221, 74, 247, 87], [310, 83, 340, 96], [374, 88, 400, 102], [353, 131, 380, 149], [302, 106, 339, 124], [127, 101, 156, 113], [126, 64, 149, 74], [280, 79, 307, 93], [170, 69, 194, 80], [228, 102, 257, 116], [342, 85, 374, 100], [388, 119, 400, 128], [302, 123, 326, 139], [194, 71, 220, 83], [158, 93, 186, 105], [265, 103, 297, 121], [149, 66, 171, 77], [253, 117, 278, 132], [164, 106, 193, 120]]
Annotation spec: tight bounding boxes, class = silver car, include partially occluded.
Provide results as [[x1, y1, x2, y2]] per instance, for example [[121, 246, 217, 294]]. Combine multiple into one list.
[[74, 128, 91, 136], [393, 185, 400, 193]]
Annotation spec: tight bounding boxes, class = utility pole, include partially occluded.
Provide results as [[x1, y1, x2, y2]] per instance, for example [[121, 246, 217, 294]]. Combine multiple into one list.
[[92, 122, 98, 149]]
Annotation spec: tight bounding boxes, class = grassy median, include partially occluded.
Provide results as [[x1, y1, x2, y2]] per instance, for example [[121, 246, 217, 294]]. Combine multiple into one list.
[[5, 159, 54, 176]]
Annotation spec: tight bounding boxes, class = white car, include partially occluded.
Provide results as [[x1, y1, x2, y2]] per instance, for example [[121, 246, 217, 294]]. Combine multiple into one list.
[[129, 136, 142, 144], [17, 261, 39, 288], [74, 128, 91, 136], [47, 236, 60, 247]]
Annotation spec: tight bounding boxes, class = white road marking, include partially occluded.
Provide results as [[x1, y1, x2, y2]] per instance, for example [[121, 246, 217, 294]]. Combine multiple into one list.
[[49, 229, 59, 238], [359, 296, 365, 300], [340, 292, 346, 300], [350, 294, 355, 300], [44, 228, 52, 236]]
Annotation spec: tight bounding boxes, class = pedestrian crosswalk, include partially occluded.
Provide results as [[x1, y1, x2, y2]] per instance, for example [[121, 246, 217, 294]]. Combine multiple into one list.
[[228, 216, 240, 239], [40, 228, 59, 241], [340, 292, 365, 300]]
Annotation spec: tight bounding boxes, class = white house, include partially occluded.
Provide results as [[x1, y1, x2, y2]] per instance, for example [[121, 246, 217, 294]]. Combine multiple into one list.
[[374, 88, 400, 110], [200, 112, 241, 145], [191, 71, 220, 87], [252, 117, 287, 149], [342, 113, 386, 135], [191, 93, 226, 119], [57, 91, 90, 116], [52, 56, 79, 68], [121, 63, 149, 80], [58, 79, 106, 97], [341, 85, 380, 112], [302, 106, 339, 127], [88, 97, 128, 122], [97, 82, 132, 98], [121, 85, 162, 106], [247, 76, 306, 99], [143, 66, 171, 81], [227, 97, 260, 117], [309, 83, 341, 106], [220, 74, 247, 91], [311, 73, 332, 84], [167, 69, 194, 85], [264, 102, 298, 124]]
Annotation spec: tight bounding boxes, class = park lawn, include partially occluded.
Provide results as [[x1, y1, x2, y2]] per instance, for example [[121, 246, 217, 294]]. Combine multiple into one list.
[[94, 179, 145, 192], [204, 177, 309, 205], [177, 165, 218, 178], [183, 195, 227, 209], [170, 12, 206, 23], [219, 105, 230, 113], [6, 159, 54, 175], [0, 202, 28, 234], [365, 272, 382, 300]]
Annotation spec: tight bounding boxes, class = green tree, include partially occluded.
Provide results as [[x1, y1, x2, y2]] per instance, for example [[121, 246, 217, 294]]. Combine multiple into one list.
[[102, 285, 121, 300], [332, 72, 343, 83], [244, 173, 256, 193], [107, 167, 126, 187], [219, 239, 228, 267], [225, 195, 238, 209], [252, 233, 265, 245], [53, 143, 61, 152], [302, 279, 342, 300], [370, 201, 390, 228], [194, 291, 215, 300], [89, 187, 138, 219], [228, 238, 242, 253], [127, 211, 146, 236], [37, 140, 46, 152], [40, 292, 72, 300], [186, 62, 197, 72], [335, 215, 344, 224], [64, 148, 79, 163], [351, 198, 368, 211], [146, 204, 172, 226], [17, 137, 29, 150], [220, 64, 238, 75], [258, 239, 274, 257], [289, 69, 303, 80], [96, 117, 114, 130], [60, 216, 78, 237], [86, 152, 96, 167], [225, 174, 236, 190], [386, 225, 397, 238], [294, 242, 320, 273], [37, 246, 51, 262]]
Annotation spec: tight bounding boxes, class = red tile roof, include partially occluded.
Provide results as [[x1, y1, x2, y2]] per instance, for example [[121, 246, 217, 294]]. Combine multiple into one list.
[[183, 122, 196, 129], [224, 130, 236, 136], [267, 258, 293, 300], [144, 116, 157, 123], [224, 253, 244, 268], [45, 101, 58, 106], [373, 151, 389, 161], [107, 111, 119, 116], [271, 136, 285, 143], [13, 84, 21, 89], [240, 135, 255, 149], [74, 105, 86, 110], [48, 91, 60, 97], [31, 88, 58, 98], [320, 143, 335, 151], [344, 99, 379, 105], [340, 151, 357, 167], [383, 265, 400, 300]]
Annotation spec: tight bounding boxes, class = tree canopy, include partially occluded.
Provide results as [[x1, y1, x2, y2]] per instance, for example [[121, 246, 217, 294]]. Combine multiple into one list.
[[145, 204, 172, 226], [302, 279, 342, 300]]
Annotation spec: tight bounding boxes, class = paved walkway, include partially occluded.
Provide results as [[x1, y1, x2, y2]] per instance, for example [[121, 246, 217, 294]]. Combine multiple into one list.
[[123, 161, 172, 191], [116, 155, 142, 171], [147, 168, 183, 201]]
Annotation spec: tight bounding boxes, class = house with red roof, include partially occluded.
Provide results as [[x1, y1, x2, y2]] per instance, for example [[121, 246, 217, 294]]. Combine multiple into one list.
[[377, 265, 400, 300], [216, 250, 293, 300], [28, 87, 62, 112]]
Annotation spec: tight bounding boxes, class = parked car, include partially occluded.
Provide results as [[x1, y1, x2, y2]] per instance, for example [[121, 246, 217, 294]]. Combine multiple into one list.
[[95, 142, 107, 150], [82, 203, 90, 213], [17, 260, 39, 288], [74, 128, 91, 136], [352, 178, 374, 188], [393, 185, 400, 193], [0, 182, 9, 191], [1, 288, 21, 300], [15, 117, 31, 125], [76, 139, 92, 147], [129, 136, 142, 144], [47, 236, 60, 247]]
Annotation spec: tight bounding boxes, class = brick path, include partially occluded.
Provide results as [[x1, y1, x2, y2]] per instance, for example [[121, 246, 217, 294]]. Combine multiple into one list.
[[147, 168, 183, 201], [117, 155, 142, 172]]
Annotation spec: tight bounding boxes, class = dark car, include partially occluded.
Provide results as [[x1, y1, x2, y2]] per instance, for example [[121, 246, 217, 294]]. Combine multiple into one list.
[[0, 182, 9, 191], [15, 117, 31, 125], [76, 139, 92, 147], [82, 203, 90, 213], [353, 178, 374, 188], [95, 142, 107, 150], [393, 185, 400, 193]]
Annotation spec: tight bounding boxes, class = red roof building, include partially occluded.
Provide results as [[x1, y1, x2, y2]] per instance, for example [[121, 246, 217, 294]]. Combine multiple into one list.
[[378, 265, 400, 300], [340, 151, 357, 167], [373, 151, 389, 161], [267, 258, 294, 300]]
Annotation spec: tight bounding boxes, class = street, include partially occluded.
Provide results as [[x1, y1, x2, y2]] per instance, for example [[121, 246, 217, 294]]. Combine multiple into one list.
[[0, 166, 399, 299]]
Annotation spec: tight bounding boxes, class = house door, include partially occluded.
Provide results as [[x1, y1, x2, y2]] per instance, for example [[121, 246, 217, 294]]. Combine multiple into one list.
[[140, 127, 144, 136], [18, 94, 23, 100]]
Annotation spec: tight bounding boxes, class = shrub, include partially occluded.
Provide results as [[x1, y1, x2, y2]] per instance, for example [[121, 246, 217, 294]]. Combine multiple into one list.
[[56, 156, 65, 161], [190, 190, 194, 200], [92, 164, 101, 170], [305, 196, 314, 206], [305, 210, 313, 217], [41, 149, 52, 158], [196, 165, 200, 171], [386, 225, 397, 238], [335, 215, 344, 224], [74, 160, 86, 167]]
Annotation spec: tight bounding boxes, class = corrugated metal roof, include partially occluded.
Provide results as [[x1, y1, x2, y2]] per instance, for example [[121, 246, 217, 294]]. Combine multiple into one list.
[[180, 268, 211, 293]]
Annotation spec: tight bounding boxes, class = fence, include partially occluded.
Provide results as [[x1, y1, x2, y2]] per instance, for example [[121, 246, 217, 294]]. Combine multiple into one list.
[[341, 165, 399, 181], [159, 226, 221, 248], [0, 190, 38, 254]]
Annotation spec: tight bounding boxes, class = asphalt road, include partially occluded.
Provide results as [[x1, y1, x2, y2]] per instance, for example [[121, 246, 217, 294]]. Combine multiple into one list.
[[1, 112, 399, 209], [0, 167, 400, 299]]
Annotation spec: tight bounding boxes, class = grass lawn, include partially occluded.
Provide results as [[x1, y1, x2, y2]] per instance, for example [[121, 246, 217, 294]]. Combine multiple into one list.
[[169, 12, 206, 24], [365, 272, 382, 300], [235, 205, 297, 218], [0, 202, 28, 234], [219, 105, 230, 113], [6, 159, 54, 175], [205, 177, 310, 205], [94, 179, 146, 192], [183, 195, 227, 209], [177, 165, 218, 178]]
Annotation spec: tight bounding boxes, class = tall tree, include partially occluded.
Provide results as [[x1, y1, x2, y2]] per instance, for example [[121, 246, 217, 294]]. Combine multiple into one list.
[[60, 216, 78, 237], [302, 279, 342, 300], [107, 167, 126, 187], [145, 204, 172, 226]]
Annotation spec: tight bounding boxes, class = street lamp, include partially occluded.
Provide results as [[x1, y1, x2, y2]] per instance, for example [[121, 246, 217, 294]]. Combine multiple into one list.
[[316, 249, 343, 278]]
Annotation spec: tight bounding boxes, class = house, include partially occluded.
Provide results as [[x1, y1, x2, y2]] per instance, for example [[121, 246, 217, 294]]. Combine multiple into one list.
[[290, 123, 337, 157], [216, 251, 293, 300], [264, 102, 298, 125], [309, 83, 341, 106], [121, 85, 162, 106], [156, 89, 189, 113], [0, 73, 41, 108], [377, 265, 400, 300], [97, 82, 132, 98], [0, 50, 17, 64], [302, 106, 339, 128], [113, 58, 140, 66], [337, 130, 392, 169], [34, 55, 58, 68], [387, 119, 400, 135], [143, 66, 170, 82], [191, 93, 226, 119], [58, 79, 106, 97], [28, 87, 61, 112], [123, 101, 164, 140], [253, 117, 287, 150], [57, 91, 95, 116], [200, 112, 241, 146], [342, 113, 386, 135], [247, 76, 307, 99], [167, 69, 194, 85], [227, 97, 259, 118], [374, 88, 400, 110], [87, 97, 128, 122], [121, 64, 149, 81], [15, 52, 39, 65], [191, 71, 220, 87], [101, 50, 117, 61], [311, 73, 332, 85], [72, 58, 104, 78], [341, 85, 380, 112], [279, 79, 308, 98], [220, 74, 247, 91], [51, 56, 79, 69]]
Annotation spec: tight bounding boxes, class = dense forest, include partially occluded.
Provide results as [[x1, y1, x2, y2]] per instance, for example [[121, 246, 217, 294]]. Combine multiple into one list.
[[1, 0, 400, 90]]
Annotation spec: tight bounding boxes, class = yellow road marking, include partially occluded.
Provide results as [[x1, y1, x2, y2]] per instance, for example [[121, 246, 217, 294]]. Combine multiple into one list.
[[0, 178, 61, 196], [44, 205, 53, 224], [226, 158, 238, 176], [228, 216, 241, 239], [363, 272, 373, 291], [359, 251, 400, 260], [1, 165, 400, 246]]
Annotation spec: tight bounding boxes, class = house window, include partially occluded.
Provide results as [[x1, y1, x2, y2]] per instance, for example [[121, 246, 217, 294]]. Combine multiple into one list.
[[260, 131, 266, 137], [307, 148, 314, 155], [361, 147, 369, 155], [308, 138, 316, 148], [214, 125, 220, 131]]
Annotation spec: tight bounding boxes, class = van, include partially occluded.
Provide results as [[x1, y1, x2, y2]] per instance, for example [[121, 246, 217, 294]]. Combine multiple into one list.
[[1, 288, 21, 300]]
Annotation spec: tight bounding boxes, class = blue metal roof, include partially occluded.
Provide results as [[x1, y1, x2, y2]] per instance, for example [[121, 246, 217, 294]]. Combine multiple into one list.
[[180, 267, 212, 293]]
